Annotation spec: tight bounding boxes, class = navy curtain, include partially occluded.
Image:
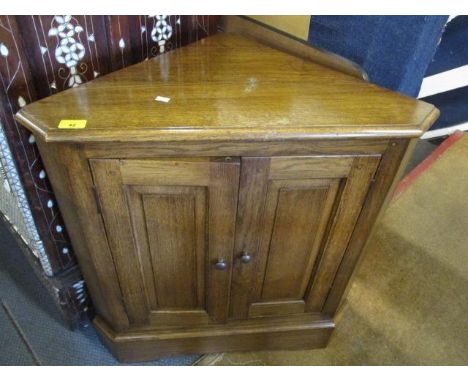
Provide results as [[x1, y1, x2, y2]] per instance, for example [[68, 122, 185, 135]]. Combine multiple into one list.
[[308, 16, 448, 97], [421, 16, 468, 132]]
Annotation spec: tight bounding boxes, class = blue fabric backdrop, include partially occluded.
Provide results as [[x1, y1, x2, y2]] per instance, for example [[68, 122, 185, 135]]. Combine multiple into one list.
[[426, 16, 468, 76], [308, 16, 448, 97], [422, 16, 468, 132]]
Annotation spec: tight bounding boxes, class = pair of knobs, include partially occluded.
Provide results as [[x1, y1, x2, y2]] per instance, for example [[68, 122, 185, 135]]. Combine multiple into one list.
[[215, 251, 252, 270]]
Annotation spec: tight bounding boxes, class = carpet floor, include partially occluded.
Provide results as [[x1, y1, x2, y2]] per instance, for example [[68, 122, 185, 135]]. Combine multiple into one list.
[[201, 134, 468, 365], [0, 217, 199, 365]]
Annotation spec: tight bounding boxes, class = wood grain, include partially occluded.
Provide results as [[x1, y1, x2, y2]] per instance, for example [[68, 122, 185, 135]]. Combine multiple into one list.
[[306, 156, 381, 311], [15, 33, 438, 143], [90, 159, 150, 325], [132, 185, 211, 328], [260, 183, 332, 300], [269, 156, 353, 179], [81, 139, 390, 158], [322, 140, 413, 315], [92, 157, 239, 325], [249, 300, 306, 317], [220, 16, 367, 79], [35, 142, 130, 331], [94, 314, 334, 362], [143, 193, 199, 309], [229, 155, 380, 319], [229, 157, 271, 319]]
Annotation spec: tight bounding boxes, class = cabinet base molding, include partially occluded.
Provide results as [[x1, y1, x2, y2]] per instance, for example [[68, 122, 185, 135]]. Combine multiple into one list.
[[94, 315, 335, 363]]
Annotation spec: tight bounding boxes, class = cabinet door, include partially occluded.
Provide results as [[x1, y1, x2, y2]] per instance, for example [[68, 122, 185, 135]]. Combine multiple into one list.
[[229, 155, 380, 319], [90, 158, 239, 327]]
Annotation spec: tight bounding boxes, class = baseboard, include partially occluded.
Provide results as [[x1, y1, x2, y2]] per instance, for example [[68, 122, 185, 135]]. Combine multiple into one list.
[[94, 314, 335, 363]]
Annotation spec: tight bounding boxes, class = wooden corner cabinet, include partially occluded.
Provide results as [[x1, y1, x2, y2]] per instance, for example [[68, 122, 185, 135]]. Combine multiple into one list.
[[16, 31, 438, 362]]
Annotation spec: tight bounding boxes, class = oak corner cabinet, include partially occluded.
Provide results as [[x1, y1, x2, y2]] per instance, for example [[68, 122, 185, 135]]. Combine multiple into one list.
[[15, 32, 438, 362]]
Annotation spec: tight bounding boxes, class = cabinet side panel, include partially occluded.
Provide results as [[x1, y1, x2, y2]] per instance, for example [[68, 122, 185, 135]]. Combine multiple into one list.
[[90, 159, 150, 325], [306, 156, 381, 312], [323, 139, 412, 315], [35, 142, 129, 330]]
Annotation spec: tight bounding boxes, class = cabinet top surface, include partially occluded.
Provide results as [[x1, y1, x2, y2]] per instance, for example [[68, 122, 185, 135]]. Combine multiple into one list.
[[16, 33, 438, 143]]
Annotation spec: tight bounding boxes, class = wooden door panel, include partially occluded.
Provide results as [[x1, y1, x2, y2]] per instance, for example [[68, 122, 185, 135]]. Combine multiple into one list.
[[229, 155, 380, 319], [260, 179, 340, 301], [125, 185, 210, 326], [142, 190, 205, 309], [128, 185, 207, 310], [90, 158, 239, 327]]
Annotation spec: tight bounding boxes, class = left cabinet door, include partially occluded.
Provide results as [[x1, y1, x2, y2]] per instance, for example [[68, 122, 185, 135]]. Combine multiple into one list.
[[90, 158, 240, 327]]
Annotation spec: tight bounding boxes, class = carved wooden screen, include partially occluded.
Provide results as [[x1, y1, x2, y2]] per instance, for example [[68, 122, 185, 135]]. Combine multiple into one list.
[[0, 16, 219, 325]]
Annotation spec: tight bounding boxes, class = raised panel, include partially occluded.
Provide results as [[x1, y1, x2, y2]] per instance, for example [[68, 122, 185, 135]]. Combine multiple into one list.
[[127, 185, 210, 326], [141, 187, 206, 310], [260, 181, 339, 301]]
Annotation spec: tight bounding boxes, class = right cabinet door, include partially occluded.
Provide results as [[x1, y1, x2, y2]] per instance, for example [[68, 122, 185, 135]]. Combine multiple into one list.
[[229, 155, 380, 319]]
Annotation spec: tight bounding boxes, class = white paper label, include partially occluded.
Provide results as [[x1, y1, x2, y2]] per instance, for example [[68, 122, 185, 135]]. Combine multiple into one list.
[[155, 96, 171, 103]]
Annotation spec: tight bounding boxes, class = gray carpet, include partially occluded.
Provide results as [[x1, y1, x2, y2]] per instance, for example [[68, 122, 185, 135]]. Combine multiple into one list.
[[0, 218, 200, 365]]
